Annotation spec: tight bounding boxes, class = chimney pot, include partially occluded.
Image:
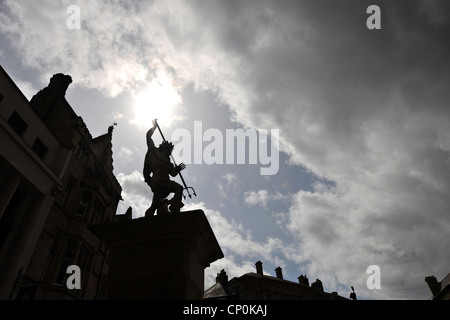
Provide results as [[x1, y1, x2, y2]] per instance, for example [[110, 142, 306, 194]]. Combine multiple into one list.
[[275, 267, 283, 279], [255, 260, 263, 276], [311, 279, 324, 293], [298, 274, 309, 286]]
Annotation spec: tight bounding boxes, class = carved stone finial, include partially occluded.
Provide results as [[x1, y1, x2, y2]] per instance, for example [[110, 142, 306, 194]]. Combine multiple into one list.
[[48, 73, 73, 95]]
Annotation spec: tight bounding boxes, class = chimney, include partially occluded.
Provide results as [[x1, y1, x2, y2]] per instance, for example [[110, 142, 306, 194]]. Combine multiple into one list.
[[311, 279, 324, 293], [298, 274, 309, 286], [216, 269, 228, 285], [275, 267, 283, 280], [255, 260, 263, 276], [425, 276, 441, 297]]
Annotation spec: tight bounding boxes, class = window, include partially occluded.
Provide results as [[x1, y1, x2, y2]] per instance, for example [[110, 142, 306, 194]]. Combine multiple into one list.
[[75, 191, 91, 217], [32, 138, 49, 159], [74, 143, 89, 167], [41, 233, 62, 281], [55, 239, 78, 285], [76, 244, 94, 294], [90, 197, 106, 225], [8, 111, 28, 136], [60, 175, 76, 208], [52, 235, 62, 255], [53, 240, 94, 296]]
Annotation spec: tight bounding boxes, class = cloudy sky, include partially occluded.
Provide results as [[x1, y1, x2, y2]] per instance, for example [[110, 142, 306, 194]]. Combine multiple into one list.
[[2, 0, 450, 300]]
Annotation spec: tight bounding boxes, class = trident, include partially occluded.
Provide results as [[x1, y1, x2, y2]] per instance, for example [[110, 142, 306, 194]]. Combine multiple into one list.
[[154, 119, 197, 199]]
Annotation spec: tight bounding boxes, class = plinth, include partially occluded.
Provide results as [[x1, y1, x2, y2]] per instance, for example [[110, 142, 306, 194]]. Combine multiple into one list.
[[90, 209, 224, 300]]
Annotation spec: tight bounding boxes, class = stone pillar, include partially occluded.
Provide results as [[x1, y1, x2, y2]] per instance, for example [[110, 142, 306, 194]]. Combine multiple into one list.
[[0, 174, 21, 220], [90, 209, 223, 300], [0, 193, 54, 299]]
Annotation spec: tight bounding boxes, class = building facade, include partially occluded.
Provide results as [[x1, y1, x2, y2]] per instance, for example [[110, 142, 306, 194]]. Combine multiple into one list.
[[0, 66, 122, 299], [204, 261, 348, 300]]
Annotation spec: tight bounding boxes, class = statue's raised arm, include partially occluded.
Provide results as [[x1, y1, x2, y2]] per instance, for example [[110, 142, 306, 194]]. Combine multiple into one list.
[[143, 120, 158, 187]]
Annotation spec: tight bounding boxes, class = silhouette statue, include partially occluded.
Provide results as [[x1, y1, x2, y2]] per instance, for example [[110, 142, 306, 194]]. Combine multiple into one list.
[[144, 119, 186, 216]]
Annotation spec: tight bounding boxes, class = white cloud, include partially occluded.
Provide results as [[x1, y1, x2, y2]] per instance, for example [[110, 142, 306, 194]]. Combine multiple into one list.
[[116, 170, 151, 218], [244, 189, 290, 209], [117, 146, 140, 166], [244, 190, 269, 208], [193, 199, 344, 293], [184, 201, 292, 265], [223, 173, 237, 188], [0, 0, 158, 96], [13, 78, 37, 101], [216, 173, 238, 199], [204, 257, 257, 290]]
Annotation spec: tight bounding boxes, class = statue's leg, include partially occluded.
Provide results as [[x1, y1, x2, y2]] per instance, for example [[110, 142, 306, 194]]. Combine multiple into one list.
[[168, 181, 184, 213], [145, 192, 162, 217]]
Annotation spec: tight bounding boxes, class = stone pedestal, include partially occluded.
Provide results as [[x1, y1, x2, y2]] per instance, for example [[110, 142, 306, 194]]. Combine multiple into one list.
[[90, 210, 223, 300]]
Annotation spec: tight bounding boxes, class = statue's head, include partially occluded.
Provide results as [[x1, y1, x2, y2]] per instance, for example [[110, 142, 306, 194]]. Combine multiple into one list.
[[159, 141, 174, 156]]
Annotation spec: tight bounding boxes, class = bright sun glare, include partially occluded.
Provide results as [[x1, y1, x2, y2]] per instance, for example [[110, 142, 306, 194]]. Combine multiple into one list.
[[132, 72, 182, 128]]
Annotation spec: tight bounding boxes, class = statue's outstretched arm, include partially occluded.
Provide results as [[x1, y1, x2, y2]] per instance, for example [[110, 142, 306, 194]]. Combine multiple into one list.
[[146, 120, 158, 150]]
